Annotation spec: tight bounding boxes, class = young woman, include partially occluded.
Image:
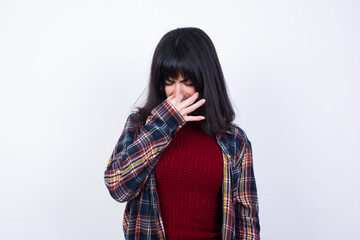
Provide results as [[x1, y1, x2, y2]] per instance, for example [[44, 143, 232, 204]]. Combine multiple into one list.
[[104, 27, 260, 240]]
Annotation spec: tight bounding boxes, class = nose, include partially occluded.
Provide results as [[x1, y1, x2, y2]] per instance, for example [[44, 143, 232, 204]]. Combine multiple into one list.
[[174, 82, 184, 95]]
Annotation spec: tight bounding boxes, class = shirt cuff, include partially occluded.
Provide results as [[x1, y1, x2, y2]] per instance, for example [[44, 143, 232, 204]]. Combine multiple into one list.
[[150, 99, 186, 132]]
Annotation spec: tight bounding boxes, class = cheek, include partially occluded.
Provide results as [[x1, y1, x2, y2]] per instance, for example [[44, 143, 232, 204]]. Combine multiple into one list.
[[186, 86, 196, 95], [164, 86, 172, 97], [190, 86, 196, 93]]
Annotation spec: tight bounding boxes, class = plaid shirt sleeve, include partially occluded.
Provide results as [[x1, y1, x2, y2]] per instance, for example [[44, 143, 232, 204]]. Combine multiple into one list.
[[104, 99, 186, 203], [235, 135, 260, 239]]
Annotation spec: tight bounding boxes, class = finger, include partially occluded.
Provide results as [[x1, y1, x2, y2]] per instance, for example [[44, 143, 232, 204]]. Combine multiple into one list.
[[182, 98, 206, 116], [172, 93, 184, 103], [167, 94, 175, 100], [168, 93, 183, 108], [184, 115, 205, 122], [178, 92, 199, 109]]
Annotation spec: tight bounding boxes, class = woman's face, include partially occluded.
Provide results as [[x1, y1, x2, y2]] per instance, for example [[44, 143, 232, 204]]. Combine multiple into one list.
[[164, 73, 196, 100]]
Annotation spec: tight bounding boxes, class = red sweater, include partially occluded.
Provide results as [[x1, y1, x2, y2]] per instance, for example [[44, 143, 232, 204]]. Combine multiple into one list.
[[155, 121, 223, 239]]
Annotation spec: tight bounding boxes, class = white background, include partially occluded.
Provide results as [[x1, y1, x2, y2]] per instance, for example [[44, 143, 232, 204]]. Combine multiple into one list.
[[1, 0, 359, 239]]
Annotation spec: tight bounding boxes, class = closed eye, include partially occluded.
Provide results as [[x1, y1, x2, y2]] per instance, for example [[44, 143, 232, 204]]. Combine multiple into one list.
[[164, 78, 194, 86], [182, 78, 194, 86], [164, 78, 174, 86]]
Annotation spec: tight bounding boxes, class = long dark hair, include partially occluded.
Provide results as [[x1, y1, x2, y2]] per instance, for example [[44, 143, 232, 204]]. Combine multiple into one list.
[[135, 27, 235, 138]]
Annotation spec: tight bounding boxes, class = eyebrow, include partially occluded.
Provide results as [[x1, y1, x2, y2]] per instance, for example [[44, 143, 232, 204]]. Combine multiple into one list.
[[167, 78, 190, 82]]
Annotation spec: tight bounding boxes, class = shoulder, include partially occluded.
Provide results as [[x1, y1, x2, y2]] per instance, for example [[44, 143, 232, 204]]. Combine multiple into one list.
[[125, 112, 143, 125], [121, 112, 142, 135], [228, 122, 250, 142], [228, 122, 251, 156]]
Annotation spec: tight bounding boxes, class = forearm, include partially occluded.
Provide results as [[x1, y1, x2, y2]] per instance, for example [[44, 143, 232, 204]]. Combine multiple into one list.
[[104, 100, 186, 202]]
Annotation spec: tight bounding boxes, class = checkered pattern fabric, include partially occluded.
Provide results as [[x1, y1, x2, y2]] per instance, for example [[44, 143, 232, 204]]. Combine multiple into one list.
[[104, 99, 260, 240]]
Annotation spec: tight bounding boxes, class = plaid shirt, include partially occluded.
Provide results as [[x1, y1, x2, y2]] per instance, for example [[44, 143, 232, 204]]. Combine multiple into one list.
[[104, 99, 260, 240]]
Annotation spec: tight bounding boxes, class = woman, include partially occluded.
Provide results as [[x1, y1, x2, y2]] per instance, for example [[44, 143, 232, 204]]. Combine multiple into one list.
[[104, 27, 260, 240]]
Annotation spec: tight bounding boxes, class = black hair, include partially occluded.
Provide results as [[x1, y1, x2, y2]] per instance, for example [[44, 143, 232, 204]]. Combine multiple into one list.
[[135, 27, 235, 138]]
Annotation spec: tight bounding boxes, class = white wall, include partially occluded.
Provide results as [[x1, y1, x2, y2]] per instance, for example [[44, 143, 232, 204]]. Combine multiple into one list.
[[1, 0, 359, 239]]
